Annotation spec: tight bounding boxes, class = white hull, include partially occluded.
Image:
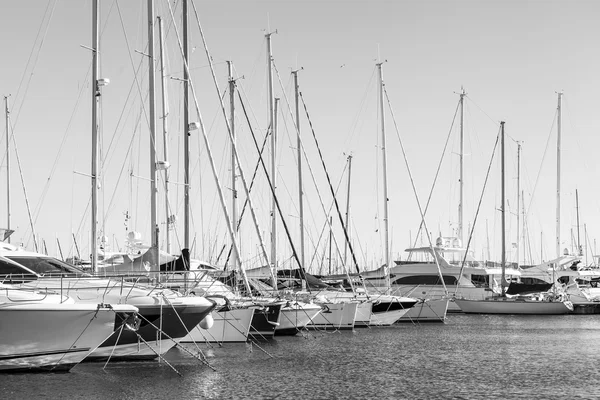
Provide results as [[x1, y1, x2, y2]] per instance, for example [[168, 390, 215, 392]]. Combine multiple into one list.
[[387, 285, 490, 312], [275, 303, 322, 335], [308, 302, 357, 330], [90, 339, 176, 360], [370, 308, 411, 326], [0, 303, 136, 372], [180, 308, 254, 343], [397, 298, 449, 322], [455, 298, 574, 315], [354, 301, 373, 327]]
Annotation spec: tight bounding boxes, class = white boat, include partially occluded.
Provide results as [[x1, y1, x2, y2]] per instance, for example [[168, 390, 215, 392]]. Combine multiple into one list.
[[357, 244, 522, 313], [180, 297, 255, 343], [0, 245, 216, 360], [307, 300, 358, 330], [515, 255, 600, 314], [453, 122, 573, 315], [397, 298, 449, 322], [0, 284, 138, 372], [275, 300, 322, 335], [454, 296, 573, 315]]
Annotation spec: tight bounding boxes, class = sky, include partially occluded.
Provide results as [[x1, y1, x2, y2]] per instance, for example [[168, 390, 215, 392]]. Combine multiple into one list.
[[1, 0, 600, 272]]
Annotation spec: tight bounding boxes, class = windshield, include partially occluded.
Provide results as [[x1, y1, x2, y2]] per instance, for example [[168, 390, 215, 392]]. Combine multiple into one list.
[[6, 256, 89, 277]]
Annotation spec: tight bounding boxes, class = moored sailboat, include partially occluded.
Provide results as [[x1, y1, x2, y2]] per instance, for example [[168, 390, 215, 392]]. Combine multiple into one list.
[[454, 121, 573, 315]]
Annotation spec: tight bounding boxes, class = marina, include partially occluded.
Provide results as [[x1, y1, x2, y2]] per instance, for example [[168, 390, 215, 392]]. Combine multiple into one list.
[[2, 0, 600, 398], [3, 314, 600, 399]]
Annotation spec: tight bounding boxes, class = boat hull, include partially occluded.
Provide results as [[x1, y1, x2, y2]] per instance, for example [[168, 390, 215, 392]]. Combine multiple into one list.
[[180, 307, 254, 343], [308, 302, 357, 330], [455, 298, 574, 315], [248, 303, 282, 340], [354, 301, 373, 327], [0, 303, 135, 372], [396, 298, 449, 322], [88, 299, 215, 361], [275, 303, 322, 335]]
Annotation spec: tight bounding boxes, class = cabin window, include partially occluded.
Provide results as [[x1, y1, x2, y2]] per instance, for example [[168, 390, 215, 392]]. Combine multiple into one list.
[[0, 259, 37, 282], [392, 275, 458, 285], [5, 256, 87, 277], [471, 274, 489, 287], [522, 277, 550, 285]]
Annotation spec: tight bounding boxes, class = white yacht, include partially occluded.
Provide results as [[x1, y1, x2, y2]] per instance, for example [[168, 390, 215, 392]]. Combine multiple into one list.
[[0, 284, 138, 372], [516, 255, 600, 314], [0, 243, 216, 361], [359, 242, 521, 313]]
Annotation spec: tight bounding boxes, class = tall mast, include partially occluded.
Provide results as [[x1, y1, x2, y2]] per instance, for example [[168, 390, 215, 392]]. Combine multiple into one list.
[[328, 216, 333, 275], [556, 91, 563, 258], [158, 16, 171, 254], [515, 140, 521, 265], [228, 61, 238, 270], [148, 0, 158, 267], [4, 95, 10, 242], [522, 189, 526, 264], [344, 154, 353, 265], [376, 61, 390, 291], [576, 189, 582, 256], [272, 96, 279, 274], [458, 87, 466, 244], [266, 31, 277, 274], [500, 121, 506, 296], [292, 69, 305, 270], [183, 0, 190, 250], [91, 0, 100, 272]]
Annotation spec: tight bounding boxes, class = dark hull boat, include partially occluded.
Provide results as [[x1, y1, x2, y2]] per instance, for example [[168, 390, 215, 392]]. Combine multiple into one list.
[[247, 303, 282, 340]]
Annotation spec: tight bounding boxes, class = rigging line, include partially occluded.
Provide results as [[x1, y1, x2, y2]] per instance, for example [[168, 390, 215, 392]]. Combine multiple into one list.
[[4, 0, 57, 134], [237, 89, 309, 285], [165, 1, 256, 296], [189, 2, 276, 277], [407, 96, 461, 258], [101, 124, 140, 230], [306, 164, 349, 273], [343, 68, 377, 163], [270, 62, 356, 278], [30, 64, 91, 223], [298, 91, 362, 276], [11, 135, 39, 252], [115, 0, 153, 149], [383, 85, 448, 295], [223, 124, 271, 267], [455, 124, 501, 296], [464, 94, 500, 128], [525, 108, 558, 223]]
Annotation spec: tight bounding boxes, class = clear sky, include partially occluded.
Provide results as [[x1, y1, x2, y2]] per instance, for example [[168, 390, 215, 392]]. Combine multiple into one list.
[[1, 0, 599, 272]]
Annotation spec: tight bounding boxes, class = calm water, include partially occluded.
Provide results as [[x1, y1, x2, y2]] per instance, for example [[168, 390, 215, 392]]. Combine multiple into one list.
[[2, 314, 600, 399]]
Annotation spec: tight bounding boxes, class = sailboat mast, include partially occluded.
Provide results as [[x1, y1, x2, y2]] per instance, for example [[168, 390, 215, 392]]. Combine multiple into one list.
[[556, 91, 563, 258], [344, 154, 353, 265], [292, 69, 305, 270], [376, 62, 390, 291], [158, 16, 171, 254], [458, 87, 466, 244], [266, 32, 277, 274], [516, 141, 521, 265], [576, 189, 582, 256], [228, 61, 238, 270], [500, 121, 506, 296], [4, 95, 10, 242], [91, 0, 100, 273], [183, 0, 190, 250], [147, 0, 158, 267]]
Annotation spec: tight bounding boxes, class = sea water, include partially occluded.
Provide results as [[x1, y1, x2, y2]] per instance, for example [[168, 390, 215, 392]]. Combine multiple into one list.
[[2, 314, 600, 399]]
